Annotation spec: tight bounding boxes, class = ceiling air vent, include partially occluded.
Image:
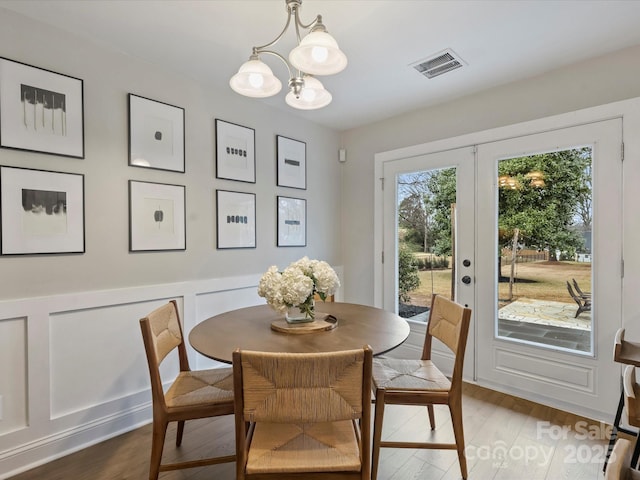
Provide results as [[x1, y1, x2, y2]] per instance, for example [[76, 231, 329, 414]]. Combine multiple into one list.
[[411, 49, 465, 79]]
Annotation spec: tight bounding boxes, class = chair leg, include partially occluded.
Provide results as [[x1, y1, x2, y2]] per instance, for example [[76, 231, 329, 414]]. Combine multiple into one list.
[[632, 436, 640, 469], [149, 419, 169, 480], [372, 389, 386, 480], [427, 404, 436, 430], [176, 420, 185, 446], [449, 402, 468, 480], [604, 391, 625, 472]]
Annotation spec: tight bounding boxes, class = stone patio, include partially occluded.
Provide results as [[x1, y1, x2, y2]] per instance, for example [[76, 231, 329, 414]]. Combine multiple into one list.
[[408, 297, 592, 352], [498, 298, 591, 352], [498, 298, 591, 331]]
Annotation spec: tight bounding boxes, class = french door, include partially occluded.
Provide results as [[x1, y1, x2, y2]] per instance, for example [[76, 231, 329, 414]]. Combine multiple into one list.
[[382, 146, 476, 376], [475, 119, 622, 419], [380, 118, 622, 419]]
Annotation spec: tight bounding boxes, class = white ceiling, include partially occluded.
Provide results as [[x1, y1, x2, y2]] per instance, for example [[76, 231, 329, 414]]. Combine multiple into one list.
[[3, 0, 640, 131]]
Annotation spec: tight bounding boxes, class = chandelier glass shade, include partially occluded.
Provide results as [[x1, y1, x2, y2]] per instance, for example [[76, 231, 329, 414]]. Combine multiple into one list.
[[285, 75, 332, 110], [229, 56, 283, 98], [229, 0, 347, 110], [289, 28, 347, 75]]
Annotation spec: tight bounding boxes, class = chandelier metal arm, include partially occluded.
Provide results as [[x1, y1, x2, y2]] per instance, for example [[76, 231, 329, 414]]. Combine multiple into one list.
[[293, 8, 322, 40], [253, 48, 296, 81], [253, 6, 293, 53], [252, 0, 319, 63], [256, 49, 304, 98]]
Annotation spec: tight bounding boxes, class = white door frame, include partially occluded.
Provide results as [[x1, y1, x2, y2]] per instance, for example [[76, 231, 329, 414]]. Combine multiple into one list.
[[374, 98, 639, 420]]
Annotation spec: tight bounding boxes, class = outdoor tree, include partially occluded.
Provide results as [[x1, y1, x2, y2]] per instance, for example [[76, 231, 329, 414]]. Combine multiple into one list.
[[398, 148, 590, 269], [398, 172, 432, 252], [498, 148, 591, 260], [398, 244, 420, 303], [425, 168, 456, 256], [398, 168, 455, 255], [398, 192, 428, 249], [575, 163, 592, 231]]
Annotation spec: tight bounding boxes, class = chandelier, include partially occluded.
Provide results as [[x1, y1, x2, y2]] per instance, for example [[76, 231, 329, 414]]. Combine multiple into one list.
[[229, 0, 347, 110]]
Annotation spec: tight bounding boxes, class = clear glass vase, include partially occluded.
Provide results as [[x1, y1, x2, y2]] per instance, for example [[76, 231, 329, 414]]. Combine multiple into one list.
[[285, 300, 315, 323]]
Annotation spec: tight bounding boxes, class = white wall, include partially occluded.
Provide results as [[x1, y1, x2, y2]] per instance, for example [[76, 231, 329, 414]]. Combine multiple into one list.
[[0, 9, 343, 477], [0, 9, 343, 300], [341, 44, 640, 306]]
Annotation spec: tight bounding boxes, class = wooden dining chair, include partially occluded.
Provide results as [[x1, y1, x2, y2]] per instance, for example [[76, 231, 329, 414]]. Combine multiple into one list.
[[605, 438, 640, 480], [139, 300, 235, 480], [371, 294, 472, 480], [605, 329, 640, 471], [232, 345, 373, 479], [624, 365, 640, 469]]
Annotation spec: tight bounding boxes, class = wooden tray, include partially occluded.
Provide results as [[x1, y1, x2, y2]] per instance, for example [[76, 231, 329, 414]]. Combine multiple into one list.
[[271, 314, 338, 334]]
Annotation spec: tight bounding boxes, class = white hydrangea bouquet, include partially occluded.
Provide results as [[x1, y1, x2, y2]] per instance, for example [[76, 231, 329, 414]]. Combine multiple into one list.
[[258, 256, 340, 321]]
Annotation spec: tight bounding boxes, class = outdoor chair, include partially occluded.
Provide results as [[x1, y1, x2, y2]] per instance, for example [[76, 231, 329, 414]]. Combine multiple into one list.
[[139, 300, 235, 480], [566, 281, 591, 318], [371, 294, 472, 480], [232, 346, 373, 480], [572, 278, 591, 299]]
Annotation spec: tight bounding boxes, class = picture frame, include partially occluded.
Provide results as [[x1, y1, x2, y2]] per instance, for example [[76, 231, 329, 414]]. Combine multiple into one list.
[[129, 180, 186, 252], [277, 196, 306, 247], [128, 94, 185, 172], [215, 119, 255, 183], [0, 166, 85, 255], [0, 57, 84, 158], [216, 189, 256, 249], [277, 135, 306, 189]]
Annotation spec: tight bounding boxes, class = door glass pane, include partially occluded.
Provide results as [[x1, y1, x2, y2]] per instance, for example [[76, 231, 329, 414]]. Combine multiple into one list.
[[397, 167, 456, 322], [497, 147, 592, 353]]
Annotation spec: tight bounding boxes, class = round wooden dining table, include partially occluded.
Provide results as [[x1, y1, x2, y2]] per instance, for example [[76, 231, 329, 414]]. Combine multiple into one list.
[[189, 302, 410, 363]]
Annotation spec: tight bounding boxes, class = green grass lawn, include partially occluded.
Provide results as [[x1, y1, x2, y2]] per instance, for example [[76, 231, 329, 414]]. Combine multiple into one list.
[[406, 260, 591, 309]]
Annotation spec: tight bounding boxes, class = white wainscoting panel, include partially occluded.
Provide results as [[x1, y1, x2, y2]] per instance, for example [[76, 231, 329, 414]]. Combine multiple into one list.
[[49, 298, 178, 419], [0, 317, 27, 435], [494, 347, 594, 392], [0, 268, 343, 479]]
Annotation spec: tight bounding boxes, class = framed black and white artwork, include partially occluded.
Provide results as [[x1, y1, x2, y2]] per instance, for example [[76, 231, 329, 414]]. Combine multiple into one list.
[[129, 180, 186, 252], [0, 57, 84, 158], [277, 196, 306, 247], [0, 166, 85, 255], [215, 119, 255, 183], [128, 94, 185, 172], [276, 135, 306, 189], [216, 189, 256, 249]]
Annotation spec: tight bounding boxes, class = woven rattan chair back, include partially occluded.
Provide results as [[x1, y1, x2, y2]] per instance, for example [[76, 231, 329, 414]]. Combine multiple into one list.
[[233, 346, 373, 479], [423, 293, 472, 389]]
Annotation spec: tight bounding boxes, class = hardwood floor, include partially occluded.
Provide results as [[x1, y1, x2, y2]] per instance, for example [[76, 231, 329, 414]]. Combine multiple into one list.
[[9, 383, 617, 480]]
